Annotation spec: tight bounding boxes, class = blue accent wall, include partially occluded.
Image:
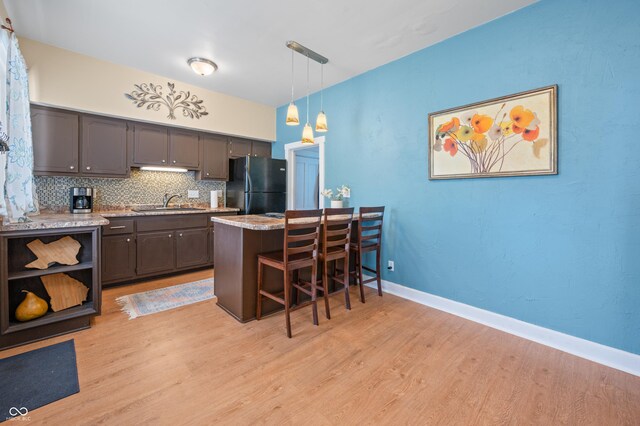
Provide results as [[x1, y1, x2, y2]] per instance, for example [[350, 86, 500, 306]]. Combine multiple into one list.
[[274, 0, 640, 354]]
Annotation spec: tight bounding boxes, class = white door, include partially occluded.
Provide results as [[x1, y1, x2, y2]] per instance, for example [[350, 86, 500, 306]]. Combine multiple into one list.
[[294, 155, 319, 209], [285, 136, 325, 210]]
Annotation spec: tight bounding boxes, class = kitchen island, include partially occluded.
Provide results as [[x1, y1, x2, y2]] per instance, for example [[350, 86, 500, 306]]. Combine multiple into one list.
[[211, 215, 288, 322], [211, 214, 360, 323]]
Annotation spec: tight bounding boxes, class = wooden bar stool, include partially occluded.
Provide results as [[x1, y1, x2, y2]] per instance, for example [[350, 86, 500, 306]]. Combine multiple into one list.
[[351, 206, 385, 302], [317, 207, 355, 317], [256, 209, 322, 338]]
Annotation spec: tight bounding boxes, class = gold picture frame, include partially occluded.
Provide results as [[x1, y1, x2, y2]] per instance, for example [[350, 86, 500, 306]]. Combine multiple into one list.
[[428, 85, 557, 180]]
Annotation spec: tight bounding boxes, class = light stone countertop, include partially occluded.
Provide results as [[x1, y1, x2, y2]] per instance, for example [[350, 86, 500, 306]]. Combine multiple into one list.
[[0, 207, 240, 233], [0, 212, 109, 232], [211, 214, 288, 231], [211, 212, 371, 231], [100, 207, 239, 218]]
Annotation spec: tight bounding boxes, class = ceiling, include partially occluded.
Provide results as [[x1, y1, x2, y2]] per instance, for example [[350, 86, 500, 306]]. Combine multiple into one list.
[[4, 0, 535, 107]]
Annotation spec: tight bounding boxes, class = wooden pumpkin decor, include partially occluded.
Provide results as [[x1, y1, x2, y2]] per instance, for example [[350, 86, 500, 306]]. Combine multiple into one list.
[[15, 291, 49, 322]]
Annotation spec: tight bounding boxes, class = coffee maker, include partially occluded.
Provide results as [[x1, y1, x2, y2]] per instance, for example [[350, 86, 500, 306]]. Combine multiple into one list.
[[70, 187, 93, 213]]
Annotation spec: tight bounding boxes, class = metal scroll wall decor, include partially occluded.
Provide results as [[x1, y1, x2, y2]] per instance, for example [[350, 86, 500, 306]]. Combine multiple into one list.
[[124, 82, 208, 120]]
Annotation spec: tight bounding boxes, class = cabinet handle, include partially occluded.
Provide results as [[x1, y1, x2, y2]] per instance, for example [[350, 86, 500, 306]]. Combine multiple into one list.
[[69, 165, 75, 170], [206, 172, 210, 176], [179, 233, 183, 237], [110, 225, 126, 229], [172, 160, 176, 164], [86, 166, 91, 171], [168, 234, 172, 238], [162, 159, 166, 163], [126, 238, 131, 242]]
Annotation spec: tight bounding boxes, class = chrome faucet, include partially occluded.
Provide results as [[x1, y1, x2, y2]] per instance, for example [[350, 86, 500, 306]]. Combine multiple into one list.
[[163, 193, 181, 208]]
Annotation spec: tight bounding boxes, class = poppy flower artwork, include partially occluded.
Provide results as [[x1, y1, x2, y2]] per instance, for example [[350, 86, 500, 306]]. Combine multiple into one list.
[[428, 85, 557, 179]]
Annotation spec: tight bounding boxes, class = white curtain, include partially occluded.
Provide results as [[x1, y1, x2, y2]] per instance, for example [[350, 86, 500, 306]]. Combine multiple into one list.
[[0, 30, 38, 222]]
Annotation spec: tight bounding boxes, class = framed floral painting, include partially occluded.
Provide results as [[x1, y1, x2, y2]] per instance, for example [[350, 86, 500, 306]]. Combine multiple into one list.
[[428, 85, 557, 180]]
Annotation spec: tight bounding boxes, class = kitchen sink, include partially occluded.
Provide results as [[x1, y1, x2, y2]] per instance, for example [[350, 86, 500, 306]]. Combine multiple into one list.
[[131, 207, 205, 212]]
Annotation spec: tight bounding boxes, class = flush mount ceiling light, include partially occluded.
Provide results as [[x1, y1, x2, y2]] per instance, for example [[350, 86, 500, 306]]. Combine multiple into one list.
[[140, 166, 188, 173], [187, 57, 218, 76], [285, 41, 329, 143]]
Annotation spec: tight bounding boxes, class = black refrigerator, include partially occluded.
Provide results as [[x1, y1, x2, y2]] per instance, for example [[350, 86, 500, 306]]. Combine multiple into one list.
[[226, 156, 287, 214]]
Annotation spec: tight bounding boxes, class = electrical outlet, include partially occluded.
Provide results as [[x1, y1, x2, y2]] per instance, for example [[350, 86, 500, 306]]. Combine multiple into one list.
[[187, 190, 199, 199], [387, 260, 395, 272]]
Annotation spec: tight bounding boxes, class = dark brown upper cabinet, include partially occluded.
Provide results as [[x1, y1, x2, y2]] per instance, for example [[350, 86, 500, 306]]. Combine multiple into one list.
[[228, 137, 272, 159], [228, 137, 252, 159], [132, 124, 200, 169], [81, 115, 129, 177], [168, 129, 200, 168], [198, 134, 229, 180], [32, 104, 268, 177], [31, 105, 79, 175], [132, 123, 169, 166], [251, 141, 272, 158]]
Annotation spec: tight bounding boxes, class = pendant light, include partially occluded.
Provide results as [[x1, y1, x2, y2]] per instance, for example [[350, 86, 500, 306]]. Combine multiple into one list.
[[285, 41, 328, 137], [315, 63, 328, 132], [301, 56, 314, 144], [285, 49, 300, 126]]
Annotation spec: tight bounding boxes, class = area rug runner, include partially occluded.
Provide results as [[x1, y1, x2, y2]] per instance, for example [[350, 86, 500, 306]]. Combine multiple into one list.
[[0, 340, 80, 423], [116, 278, 215, 319]]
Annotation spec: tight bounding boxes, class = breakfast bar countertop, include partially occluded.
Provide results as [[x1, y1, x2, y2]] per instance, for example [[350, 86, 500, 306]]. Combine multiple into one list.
[[210, 212, 368, 231], [210, 214, 286, 231], [0, 212, 110, 232]]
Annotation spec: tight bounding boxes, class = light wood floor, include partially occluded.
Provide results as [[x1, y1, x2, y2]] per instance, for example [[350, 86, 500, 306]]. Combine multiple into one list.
[[2, 270, 639, 425]]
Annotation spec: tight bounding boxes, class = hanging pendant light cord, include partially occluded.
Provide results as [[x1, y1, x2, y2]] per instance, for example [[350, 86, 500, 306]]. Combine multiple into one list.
[[306, 56, 310, 123], [320, 64, 324, 112], [290, 49, 295, 103]]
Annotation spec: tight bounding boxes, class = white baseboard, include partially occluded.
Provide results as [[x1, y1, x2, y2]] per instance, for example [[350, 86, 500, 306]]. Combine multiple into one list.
[[363, 275, 640, 377]]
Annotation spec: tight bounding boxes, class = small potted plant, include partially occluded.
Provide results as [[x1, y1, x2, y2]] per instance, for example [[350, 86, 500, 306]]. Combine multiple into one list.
[[321, 185, 351, 208]]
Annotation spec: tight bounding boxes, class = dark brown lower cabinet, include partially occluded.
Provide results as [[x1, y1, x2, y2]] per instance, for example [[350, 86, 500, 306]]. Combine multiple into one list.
[[102, 235, 136, 283], [102, 213, 235, 286], [136, 231, 176, 275], [176, 228, 210, 269]]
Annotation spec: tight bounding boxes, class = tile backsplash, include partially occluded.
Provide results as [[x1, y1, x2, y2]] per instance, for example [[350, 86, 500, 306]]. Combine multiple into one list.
[[34, 169, 225, 209]]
